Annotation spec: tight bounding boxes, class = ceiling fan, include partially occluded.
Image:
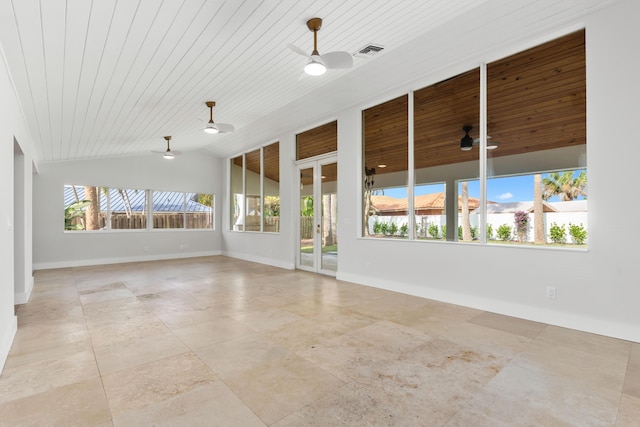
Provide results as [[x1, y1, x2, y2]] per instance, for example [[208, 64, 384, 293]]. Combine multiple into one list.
[[203, 101, 235, 134], [288, 17, 353, 76], [152, 136, 181, 159]]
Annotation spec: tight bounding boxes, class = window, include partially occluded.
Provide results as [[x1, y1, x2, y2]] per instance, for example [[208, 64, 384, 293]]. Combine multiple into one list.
[[109, 188, 147, 230], [414, 68, 480, 242], [229, 141, 280, 233], [64, 185, 212, 231], [263, 142, 280, 232], [363, 95, 408, 238], [362, 30, 587, 248]]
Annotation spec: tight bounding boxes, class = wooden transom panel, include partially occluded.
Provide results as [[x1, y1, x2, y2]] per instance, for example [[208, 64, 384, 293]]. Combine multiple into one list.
[[296, 121, 338, 160], [233, 141, 280, 183]]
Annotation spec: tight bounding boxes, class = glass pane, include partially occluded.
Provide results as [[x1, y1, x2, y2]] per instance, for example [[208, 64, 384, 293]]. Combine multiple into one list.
[[152, 191, 184, 229], [413, 68, 480, 242], [296, 121, 337, 160], [487, 30, 587, 247], [299, 167, 314, 268], [321, 163, 337, 272], [414, 182, 445, 240], [230, 156, 243, 230], [245, 149, 261, 231], [263, 142, 280, 232], [185, 193, 213, 230], [63, 185, 105, 231], [363, 95, 409, 238], [109, 188, 146, 230]]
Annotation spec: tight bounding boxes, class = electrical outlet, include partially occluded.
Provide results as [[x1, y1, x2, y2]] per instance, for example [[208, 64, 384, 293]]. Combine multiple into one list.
[[546, 286, 557, 299]]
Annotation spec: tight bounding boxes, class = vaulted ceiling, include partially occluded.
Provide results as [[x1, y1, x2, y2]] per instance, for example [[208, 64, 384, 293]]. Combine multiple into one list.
[[0, 0, 616, 164]]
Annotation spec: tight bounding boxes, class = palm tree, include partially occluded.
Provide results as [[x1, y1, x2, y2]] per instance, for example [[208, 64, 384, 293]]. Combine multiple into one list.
[[533, 174, 545, 243], [84, 186, 100, 230], [461, 181, 472, 241], [543, 171, 587, 201]]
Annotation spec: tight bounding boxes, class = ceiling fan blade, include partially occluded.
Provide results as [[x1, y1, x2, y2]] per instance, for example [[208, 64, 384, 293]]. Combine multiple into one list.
[[215, 123, 235, 133], [288, 43, 309, 58], [321, 51, 353, 69]]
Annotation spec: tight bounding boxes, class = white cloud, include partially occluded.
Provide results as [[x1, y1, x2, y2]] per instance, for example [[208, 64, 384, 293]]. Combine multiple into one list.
[[498, 192, 513, 200]]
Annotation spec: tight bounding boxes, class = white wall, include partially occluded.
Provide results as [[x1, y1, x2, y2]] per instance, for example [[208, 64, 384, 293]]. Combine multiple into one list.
[[33, 152, 223, 269], [0, 44, 36, 372], [222, 0, 640, 342]]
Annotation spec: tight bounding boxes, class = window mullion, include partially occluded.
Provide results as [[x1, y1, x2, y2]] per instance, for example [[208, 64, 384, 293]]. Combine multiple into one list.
[[479, 62, 488, 244], [407, 91, 415, 240]]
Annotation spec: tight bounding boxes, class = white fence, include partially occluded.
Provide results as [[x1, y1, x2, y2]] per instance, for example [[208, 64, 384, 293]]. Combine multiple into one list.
[[369, 211, 588, 243]]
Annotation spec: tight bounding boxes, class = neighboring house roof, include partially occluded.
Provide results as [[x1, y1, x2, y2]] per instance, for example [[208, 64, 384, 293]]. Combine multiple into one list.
[[548, 200, 588, 212], [481, 201, 558, 214], [64, 186, 210, 212], [371, 192, 480, 214]]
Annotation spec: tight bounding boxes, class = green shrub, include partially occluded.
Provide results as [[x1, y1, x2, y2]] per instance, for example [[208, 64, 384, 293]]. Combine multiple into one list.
[[428, 223, 439, 239], [496, 224, 512, 241], [388, 222, 398, 236], [471, 226, 478, 240], [568, 223, 587, 245], [548, 222, 566, 244], [487, 223, 494, 240], [399, 223, 408, 237], [458, 226, 462, 240], [373, 220, 382, 234], [379, 222, 389, 235], [441, 225, 446, 238]]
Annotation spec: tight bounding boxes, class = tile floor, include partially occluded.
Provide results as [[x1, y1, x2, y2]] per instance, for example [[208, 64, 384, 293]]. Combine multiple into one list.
[[0, 256, 638, 426]]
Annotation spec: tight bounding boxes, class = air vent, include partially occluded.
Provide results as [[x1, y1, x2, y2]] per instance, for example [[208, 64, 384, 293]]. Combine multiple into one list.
[[354, 44, 385, 58]]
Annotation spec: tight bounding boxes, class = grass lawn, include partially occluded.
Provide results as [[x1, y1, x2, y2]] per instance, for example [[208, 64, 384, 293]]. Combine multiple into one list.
[[300, 244, 338, 254]]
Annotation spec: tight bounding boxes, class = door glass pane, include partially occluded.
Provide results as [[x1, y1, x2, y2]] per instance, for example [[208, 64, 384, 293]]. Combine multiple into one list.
[[230, 156, 243, 230], [321, 163, 338, 272], [299, 167, 314, 268]]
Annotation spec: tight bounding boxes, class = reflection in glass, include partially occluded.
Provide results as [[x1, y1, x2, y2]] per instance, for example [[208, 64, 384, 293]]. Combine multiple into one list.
[[299, 167, 314, 268], [230, 156, 243, 230], [321, 163, 337, 272], [244, 149, 261, 231], [363, 95, 408, 238], [263, 142, 280, 232]]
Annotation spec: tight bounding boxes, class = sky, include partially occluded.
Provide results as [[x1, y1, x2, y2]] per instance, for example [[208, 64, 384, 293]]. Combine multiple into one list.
[[380, 170, 586, 203]]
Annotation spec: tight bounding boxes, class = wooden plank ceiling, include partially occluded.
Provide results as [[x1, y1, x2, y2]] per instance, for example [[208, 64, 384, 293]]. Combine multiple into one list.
[[362, 29, 586, 176]]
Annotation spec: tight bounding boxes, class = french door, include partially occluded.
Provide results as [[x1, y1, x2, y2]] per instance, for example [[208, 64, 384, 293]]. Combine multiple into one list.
[[296, 157, 338, 275]]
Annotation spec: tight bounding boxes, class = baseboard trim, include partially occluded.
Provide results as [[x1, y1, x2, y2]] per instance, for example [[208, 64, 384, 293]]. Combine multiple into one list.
[[337, 271, 640, 344], [222, 251, 295, 270], [33, 251, 222, 271], [14, 276, 34, 305], [0, 314, 18, 375]]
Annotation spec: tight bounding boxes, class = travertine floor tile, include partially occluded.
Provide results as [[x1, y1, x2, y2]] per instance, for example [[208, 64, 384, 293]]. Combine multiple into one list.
[[0, 377, 111, 427], [193, 333, 290, 379], [225, 354, 344, 425], [170, 317, 255, 349], [0, 350, 100, 404], [94, 329, 189, 375], [468, 311, 547, 339], [101, 351, 216, 417], [112, 382, 264, 427], [1, 257, 635, 426], [623, 343, 640, 398], [616, 393, 640, 427]]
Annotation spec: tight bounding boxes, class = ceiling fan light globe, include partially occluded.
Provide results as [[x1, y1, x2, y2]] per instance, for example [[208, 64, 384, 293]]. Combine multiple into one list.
[[305, 60, 326, 76], [203, 125, 219, 134], [163, 151, 175, 159], [460, 146, 473, 151]]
